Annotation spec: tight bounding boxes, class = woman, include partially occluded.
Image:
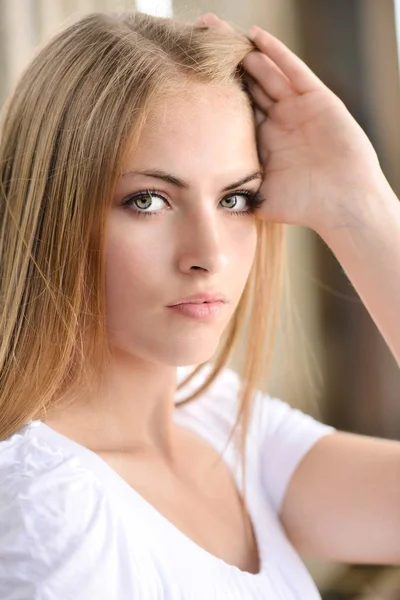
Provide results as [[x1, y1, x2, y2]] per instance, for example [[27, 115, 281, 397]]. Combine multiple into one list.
[[0, 9, 399, 599]]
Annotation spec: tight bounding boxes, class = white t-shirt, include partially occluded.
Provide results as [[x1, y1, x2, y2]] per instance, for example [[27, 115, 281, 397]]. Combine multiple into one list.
[[0, 365, 336, 599]]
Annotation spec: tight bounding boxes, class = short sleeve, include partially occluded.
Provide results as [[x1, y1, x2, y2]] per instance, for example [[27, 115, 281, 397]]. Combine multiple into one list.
[[0, 431, 141, 599], [252, 391, 336, 516], [177, 365, 336, 518]]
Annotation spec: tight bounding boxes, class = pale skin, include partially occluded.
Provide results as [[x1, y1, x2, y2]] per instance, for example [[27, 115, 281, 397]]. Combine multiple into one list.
[[45, 13, 400, 572], [45, 84, 263, 572], [196, 14, 400, 564]]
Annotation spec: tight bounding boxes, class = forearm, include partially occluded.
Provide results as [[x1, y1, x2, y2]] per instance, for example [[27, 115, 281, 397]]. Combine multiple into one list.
[[319, 179, 400, 368]]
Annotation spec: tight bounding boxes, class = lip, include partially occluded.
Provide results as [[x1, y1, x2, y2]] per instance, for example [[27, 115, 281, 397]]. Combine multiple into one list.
[[167, 301, 225, 319], [167, 292, 227, 306]]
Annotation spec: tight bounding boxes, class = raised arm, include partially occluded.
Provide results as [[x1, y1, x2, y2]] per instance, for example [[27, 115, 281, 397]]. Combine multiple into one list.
[[196, 13, 400, 566]]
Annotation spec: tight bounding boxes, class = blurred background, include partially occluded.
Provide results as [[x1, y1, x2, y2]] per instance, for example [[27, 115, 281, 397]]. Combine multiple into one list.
[[1, 0, 399, 597]]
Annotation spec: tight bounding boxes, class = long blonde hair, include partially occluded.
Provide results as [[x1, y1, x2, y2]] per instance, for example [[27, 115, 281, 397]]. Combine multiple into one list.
[[0, 10, 284, 510]]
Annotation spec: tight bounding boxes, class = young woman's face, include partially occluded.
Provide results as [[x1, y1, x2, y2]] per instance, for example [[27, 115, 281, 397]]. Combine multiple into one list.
[[106, 83, 262, 366]]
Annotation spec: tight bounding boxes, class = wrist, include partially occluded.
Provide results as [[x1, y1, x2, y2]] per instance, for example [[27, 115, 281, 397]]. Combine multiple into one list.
[[316, 176, 399, 247]]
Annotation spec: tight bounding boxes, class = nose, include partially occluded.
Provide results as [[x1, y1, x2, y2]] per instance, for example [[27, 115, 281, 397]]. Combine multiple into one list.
[[177, 208, 229, 274]]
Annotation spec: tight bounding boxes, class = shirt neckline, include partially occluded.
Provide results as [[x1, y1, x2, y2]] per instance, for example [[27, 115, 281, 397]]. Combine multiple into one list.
[[28, 415, 269, 579]]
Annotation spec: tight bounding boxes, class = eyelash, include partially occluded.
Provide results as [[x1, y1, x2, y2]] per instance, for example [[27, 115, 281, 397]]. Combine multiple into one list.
[[121, 188, 266, 218]]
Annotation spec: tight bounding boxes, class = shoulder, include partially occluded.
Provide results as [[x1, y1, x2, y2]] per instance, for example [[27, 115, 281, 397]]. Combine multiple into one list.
[[250, 385, 337, 514], [0, 422, 105, 509], [176, 364, 241, 435], [177, 363, 327, 439], [177, 364, 336, 514], [0, 426, 127, 598]]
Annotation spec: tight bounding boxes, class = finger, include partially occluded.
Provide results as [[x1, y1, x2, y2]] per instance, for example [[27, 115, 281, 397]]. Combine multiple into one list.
[[254, 106, 266, 127], [249, 26, 325, 93], [243, 51, 295, 102], [247, 78, 274, 113], [196, 13, 235, 33], [195, 13, 219, 26]]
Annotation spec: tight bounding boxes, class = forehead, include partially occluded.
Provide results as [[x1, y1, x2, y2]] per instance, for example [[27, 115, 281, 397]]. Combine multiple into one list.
[[126, 83, 258, 174], [148, 81, 253, 125], [145, 82, 254, 136]]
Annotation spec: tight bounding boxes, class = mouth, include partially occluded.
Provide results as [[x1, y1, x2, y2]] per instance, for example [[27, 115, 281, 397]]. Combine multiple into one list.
[[167, 293, 227, 307], [175, 300, 218, 305], [167, 300, 226, 319]]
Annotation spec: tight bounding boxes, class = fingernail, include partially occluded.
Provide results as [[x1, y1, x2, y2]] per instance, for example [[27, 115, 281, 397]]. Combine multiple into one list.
[[249, 25, 259, 40], [199, 13, 211, 25], [202, 13, 220, 26]]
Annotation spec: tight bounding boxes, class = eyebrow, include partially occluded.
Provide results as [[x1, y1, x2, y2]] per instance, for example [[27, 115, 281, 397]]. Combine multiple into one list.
[[122, 169, 263, 192]]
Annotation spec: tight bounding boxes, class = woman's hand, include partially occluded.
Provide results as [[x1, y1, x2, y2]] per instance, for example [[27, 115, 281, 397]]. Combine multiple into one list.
[[196, 13, 400, 371], [196, 13, 390, 236]]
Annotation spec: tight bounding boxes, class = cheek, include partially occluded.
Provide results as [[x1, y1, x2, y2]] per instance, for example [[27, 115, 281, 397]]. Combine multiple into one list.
[[104, 213, 257, 317], [104, 223, 166, 315], [230, 220, 258, 277]]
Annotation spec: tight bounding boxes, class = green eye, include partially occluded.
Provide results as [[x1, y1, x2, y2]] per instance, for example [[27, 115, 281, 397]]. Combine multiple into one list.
[[123, 190, 168, 216], [221, 195, 244, 210], [122, 188, 266, 218], [222, 197, 235, 208], [135, 193, 154, 209]]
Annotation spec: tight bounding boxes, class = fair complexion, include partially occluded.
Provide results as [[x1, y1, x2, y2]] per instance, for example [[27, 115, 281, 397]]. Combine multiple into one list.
[[46, 83, 262, 469], [198, 14, 400, 565]]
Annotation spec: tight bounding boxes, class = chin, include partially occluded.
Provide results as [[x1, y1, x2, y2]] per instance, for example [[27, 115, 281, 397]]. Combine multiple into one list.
[[111, 323, 228, 367], [155, 339, 220, 368], [169, 349, 218, 368]]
